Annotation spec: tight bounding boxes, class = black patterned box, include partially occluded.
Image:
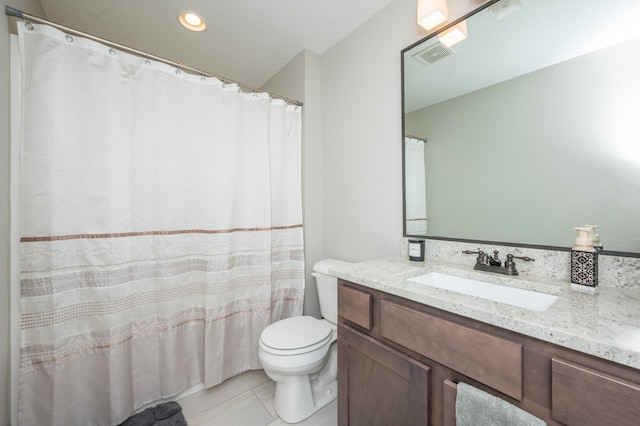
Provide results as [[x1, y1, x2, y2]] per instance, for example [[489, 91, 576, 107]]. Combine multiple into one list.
[[571, 250, 598, 287]]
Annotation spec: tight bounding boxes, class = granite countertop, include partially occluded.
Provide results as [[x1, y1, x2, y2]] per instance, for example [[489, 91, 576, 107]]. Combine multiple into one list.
[[330, 257, 640, 370]]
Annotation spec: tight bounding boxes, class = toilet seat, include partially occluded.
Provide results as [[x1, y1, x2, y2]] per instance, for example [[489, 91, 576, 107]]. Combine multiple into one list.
[[260, 316, 333, 356]]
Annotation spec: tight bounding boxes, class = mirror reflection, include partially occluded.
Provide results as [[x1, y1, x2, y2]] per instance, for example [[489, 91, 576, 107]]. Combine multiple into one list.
[[404, 135, 427, 235], [402, 0, 640, 254]]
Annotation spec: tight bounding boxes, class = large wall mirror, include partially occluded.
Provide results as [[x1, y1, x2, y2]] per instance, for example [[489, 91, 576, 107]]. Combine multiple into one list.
[[402, 0, 640, 256]]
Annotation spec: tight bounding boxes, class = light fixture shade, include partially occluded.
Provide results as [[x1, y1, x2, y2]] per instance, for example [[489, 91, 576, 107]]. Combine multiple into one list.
[[417, 0, 449, 31], [438, 20, 467, 47], [179, 11, 207, 32]]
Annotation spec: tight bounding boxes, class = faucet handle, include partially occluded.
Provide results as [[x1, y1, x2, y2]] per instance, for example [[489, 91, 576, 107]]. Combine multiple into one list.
[[462, 249, 483, 255], [504, 254, 535, 275], [507, 254, 535, 262], [463, 249, 488, 265]]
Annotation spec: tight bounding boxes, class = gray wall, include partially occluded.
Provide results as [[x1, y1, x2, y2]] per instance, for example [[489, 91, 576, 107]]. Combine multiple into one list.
[[261, 50, 324, 318], [320, 0, 486, 262]]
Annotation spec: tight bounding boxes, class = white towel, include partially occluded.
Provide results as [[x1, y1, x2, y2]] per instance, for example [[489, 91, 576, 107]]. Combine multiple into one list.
[[456, 382, 546, 426]]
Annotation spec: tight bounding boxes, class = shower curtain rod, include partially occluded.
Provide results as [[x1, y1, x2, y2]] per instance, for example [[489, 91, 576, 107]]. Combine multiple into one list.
[[5, 5, 304, 107]]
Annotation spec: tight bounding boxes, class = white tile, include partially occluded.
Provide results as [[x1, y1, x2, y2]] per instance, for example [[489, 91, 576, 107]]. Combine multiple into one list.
[[266, 400, 338, 426], [187, 390, 274, 426], [178, 369, 271, 419], [252, 380, 277, 419], [177, 369, 337, 426]]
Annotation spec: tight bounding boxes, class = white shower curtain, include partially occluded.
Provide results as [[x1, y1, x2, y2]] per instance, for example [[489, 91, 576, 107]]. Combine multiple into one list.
[[405, 137, 427, 234], [14, 22, 304, 426]]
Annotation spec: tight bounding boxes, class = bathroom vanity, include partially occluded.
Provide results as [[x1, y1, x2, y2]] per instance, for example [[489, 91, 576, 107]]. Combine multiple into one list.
[[334, 258, 640, 425]]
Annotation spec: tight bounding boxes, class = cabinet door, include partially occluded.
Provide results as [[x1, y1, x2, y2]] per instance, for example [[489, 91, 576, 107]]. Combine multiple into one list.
[[552, 358, 640, 425], [338, 324, 431, 425]]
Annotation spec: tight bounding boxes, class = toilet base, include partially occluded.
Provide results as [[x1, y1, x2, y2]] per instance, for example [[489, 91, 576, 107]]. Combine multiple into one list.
[[268, 344, 338, 424], [273, 374, 337, 424]]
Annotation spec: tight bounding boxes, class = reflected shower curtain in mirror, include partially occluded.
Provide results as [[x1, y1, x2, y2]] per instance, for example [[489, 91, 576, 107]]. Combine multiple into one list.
[[405, 137, 427, 234], [15, 22, 304, 426]]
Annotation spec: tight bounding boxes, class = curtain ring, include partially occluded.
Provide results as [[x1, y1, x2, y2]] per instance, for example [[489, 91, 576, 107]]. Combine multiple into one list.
[[65, 33, 74, 42], [144, 53, 151, 66], [24, 13, 34, 31]]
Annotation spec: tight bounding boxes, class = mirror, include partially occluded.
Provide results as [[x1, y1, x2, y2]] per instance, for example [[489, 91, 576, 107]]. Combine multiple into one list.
[[402, 0, 640, 255]]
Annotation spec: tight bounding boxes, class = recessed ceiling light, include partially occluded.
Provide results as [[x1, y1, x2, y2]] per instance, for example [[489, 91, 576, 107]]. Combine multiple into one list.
[[179, 11, 207, 32]]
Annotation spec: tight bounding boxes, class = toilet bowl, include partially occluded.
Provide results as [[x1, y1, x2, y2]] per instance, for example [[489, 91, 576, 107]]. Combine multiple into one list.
[[258, 258, 349, 424]]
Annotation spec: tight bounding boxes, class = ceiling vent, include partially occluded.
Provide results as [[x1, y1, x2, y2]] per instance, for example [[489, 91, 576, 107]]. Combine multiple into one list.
[[412, 42, 455, 65]]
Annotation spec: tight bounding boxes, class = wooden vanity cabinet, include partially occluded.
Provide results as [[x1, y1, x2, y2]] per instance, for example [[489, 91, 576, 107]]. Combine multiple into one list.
[[337, 279, 640, 426], [338, 324, 430, 425]]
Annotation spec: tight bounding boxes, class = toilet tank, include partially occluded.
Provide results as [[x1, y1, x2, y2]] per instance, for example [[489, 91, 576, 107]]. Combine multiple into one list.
[[312, 259, 351, 324]]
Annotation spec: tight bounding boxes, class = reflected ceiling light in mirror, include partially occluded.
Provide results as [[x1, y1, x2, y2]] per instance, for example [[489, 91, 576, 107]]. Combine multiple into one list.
[[438, 21, 467, 47], [417, 0, 449, 31], [179, 11, 207, 32], [488, 0, 522, 21]]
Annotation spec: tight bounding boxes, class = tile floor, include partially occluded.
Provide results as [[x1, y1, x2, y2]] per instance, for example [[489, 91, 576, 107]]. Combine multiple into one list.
[[177, 369, 337, 426]]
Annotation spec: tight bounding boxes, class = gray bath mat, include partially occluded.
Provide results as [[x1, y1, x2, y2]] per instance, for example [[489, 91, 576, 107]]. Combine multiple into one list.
[[118, 401, 187, 426]]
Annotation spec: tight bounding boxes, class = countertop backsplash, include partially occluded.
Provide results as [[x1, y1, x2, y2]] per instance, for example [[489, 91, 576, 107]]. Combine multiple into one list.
[[402, 238, 640, 289]]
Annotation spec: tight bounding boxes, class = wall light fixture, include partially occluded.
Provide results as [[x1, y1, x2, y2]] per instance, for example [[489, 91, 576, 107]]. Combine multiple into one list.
[[417, 0, 449, 31]]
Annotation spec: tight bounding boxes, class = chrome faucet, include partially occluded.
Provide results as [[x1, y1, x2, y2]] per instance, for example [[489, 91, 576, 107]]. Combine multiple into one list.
[[462, 249, 534, 276]]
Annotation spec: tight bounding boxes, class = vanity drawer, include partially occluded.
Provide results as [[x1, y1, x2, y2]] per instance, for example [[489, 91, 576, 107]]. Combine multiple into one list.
[[380, 300, 523, 400], [552, 358, 640, 425], [338, 284, 373, 330]]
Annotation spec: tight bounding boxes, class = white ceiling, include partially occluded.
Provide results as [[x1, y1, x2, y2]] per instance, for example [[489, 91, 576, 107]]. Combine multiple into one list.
[[37, 0, 398, 88]]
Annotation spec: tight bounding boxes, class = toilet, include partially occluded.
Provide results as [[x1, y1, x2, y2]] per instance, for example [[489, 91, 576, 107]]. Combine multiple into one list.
[[258, 258, 349, 423]]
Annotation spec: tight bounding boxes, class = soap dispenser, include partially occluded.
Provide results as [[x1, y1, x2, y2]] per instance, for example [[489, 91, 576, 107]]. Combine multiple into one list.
[[571, 226, 598, 292], [584, 224, 603, 252]]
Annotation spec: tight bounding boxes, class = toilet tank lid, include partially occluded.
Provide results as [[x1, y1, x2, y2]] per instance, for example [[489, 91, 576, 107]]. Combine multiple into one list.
[[313, 258, 351, 275]]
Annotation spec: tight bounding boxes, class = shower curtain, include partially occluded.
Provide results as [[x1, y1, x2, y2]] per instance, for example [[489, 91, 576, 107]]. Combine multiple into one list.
[[14, 22, 304, 426], [405, 137, 427, 234]]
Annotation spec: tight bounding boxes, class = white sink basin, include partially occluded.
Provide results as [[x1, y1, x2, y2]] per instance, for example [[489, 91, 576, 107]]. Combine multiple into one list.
[[407, 272, 558, 312]]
